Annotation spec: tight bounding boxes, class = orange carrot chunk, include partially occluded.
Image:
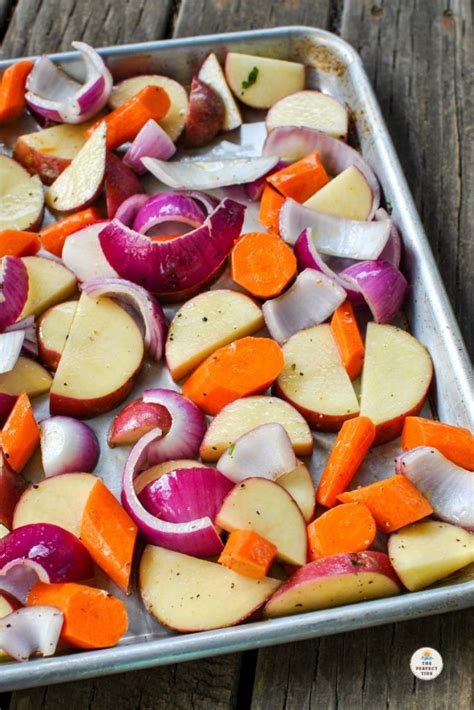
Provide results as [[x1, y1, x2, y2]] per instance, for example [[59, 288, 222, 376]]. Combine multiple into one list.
[[317, 416, 376, 508], [40, 207, 102, 257], [182, 337, 284, 416], [0, 60, 34, 123], [80, 480, 138, 594], [0, 392, 40, 473], [330, 300, 365, 380], [259, 185, 284, 235], [307, 503, 376, 561], [85, 85, 171, 150], [267, 151, 329, 203], [231, 231, 297, 299], [402, 417, 474, 470], [337, 475, 433, 533], [219, 530, 277, 579], [27, 581, 128, 649], [0, 230, 41, 258]]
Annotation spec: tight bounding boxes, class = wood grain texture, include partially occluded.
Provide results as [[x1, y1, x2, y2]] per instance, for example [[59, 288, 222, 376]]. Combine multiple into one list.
[[341, 0, 473, 356]]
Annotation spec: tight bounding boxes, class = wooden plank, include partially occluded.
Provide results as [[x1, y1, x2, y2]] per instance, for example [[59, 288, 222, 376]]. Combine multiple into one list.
[[341, 0, 473, 356]]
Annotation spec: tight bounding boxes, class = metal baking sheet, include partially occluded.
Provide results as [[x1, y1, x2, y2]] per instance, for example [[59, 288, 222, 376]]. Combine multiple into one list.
[[0, 26, 472, 691]]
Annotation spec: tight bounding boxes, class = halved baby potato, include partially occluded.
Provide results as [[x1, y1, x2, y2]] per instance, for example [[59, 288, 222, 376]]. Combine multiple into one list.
[[225, 53, 305, 109], [0, 155, 44, 231], [37, 300, 77, 371], [266, 90, 348, 141]]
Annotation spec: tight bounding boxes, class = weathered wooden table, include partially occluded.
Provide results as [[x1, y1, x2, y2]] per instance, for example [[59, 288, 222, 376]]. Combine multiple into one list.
[[0, 1, 472, 708]]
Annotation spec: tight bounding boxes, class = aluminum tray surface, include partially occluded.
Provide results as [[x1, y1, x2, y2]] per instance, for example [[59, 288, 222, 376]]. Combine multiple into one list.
[[0, 26, 472, 691]]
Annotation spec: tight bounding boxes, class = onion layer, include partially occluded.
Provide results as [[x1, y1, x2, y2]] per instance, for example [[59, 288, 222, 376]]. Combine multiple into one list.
[[0, 257, 29, 333], [123, 119, 176, 173], [40, 416, 100, 478], [0, 606, 63, 661], [62, 221, 118, 282], [375, 208, 402, 268], [132, 193, 206, 234], [0, 331, 25, 374], [339, 260, 407, 323], [114, 194, 149, 227]]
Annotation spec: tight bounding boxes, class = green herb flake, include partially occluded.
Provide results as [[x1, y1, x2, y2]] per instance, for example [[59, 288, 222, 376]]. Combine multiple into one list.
[[228, 442, 236, 458], [242, 66, 259, 90]]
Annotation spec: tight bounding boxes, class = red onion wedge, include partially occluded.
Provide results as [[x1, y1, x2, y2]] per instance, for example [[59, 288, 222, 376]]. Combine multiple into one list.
[[142, 388, 206, 464], [62, 221, 118, 282], [245, 160, 290, 201], [25, 41, 113, 124], [4, 317, 38, 359], [114, 194, 149, 228], [39, 416, 100, 478], [132, 193, 206, 234], [0, 606, 63, 661], [263, 126, 380, 218], [375, 208, 402, 268], [339, 260, 407, 323], [280, 198, 390, 258], [0, 563, 44, 604], [262, 268, 346, 343], [185, 191, 219, 215], [104, 153, 144, 218], [142, 155, 279, 190], [217, 423, 297, 483], [121, 428, 223, 556], [138, 466, 233, 523], [397, 447, 474, 531], [0, 331, 25, 374], [108, 398, 172, 447], [124, 119, 176, 174], [0, 257, 29, 333], [99, 198, 245, 297], [82, 277, 167, 361]]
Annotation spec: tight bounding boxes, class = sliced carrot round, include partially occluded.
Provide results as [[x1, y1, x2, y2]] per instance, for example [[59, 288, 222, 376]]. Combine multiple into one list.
[[231, 231, 296, 299]]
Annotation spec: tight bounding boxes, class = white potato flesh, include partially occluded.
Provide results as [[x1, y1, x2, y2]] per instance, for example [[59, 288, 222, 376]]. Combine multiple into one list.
[[20, 256, 77, 319], [38, 301, 77, 365], [109, 75, 188, 142], [388, 521, 474, 591], [139, 545, 280, 632], [46, 122, 106, 212], [360, 324, 433, 426], [225, 53, 305, 109], [166, 289, 264, 381], [200, 396, 313, 461], [277, 324, 359, 420], [198, 53, 242, 131], [266, 90, 349, 140], [0, 155, 44, 231], [277, 461, 315, 522], [0, 357, 52, 397], [216, 477, 307, 565], [16, 122, 90, 160], [50, 293, 144, 403], [303, 166, 372, 221], [13, 473, 98, 536]]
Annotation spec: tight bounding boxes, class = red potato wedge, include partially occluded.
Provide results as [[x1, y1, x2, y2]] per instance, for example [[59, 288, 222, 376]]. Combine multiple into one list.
[[0, 452, 26, 530], [185, 77, 225, 148], [198, 52, 242, 131], [108, 398, 172, 447], [46, 122, 107, 212], [37, 301, 77, 371], [274, 324, 360, 432], [19, 256, 77, 320], [216, 478, 307, 566], [266, 90, 349, 141], [224, 53, 305, 109], [108, 75, 188, 142], [264, 552, 401, 618], [13, 121, 95, 185], [303, 165, 372, 221], [165, 289, 264, 381], [360, 324, 433, 444], [0, 155, 44, 231], [0, 356, 52, 399], [139, 545, 280, 632], [200, 395, 313, 461], [104, 153, 143, 218], [277, 460, 316, 523], [50, 293, 144, 419]]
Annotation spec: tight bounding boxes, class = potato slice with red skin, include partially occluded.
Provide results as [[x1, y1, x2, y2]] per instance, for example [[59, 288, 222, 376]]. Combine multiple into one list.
[[0, 155, 44, 231], [37, 301, 77, 371], [185, 77, 225, 148]]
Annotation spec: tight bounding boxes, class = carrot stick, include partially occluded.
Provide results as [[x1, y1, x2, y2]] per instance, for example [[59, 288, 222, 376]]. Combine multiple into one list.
[[267, 151, 329, 203], [182, 337, 284, 415], [330, 300, 365, 380], [231, 231, 297, 298], [317, 416, 376, 507], [0, 230, 40, 258], [307, 502, 376, 560], [337, 475, 433, 532], [218, 530, 277, 579], [26, 581, 128, 649], [0, 60, 34, 123], [85, 85, 171, 150], [0, 392, 40, 473], [40, 207, 102, 257], [259, 185, 284, 235], [402, 417, 474, 470], [80, 479, 138, 594]]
